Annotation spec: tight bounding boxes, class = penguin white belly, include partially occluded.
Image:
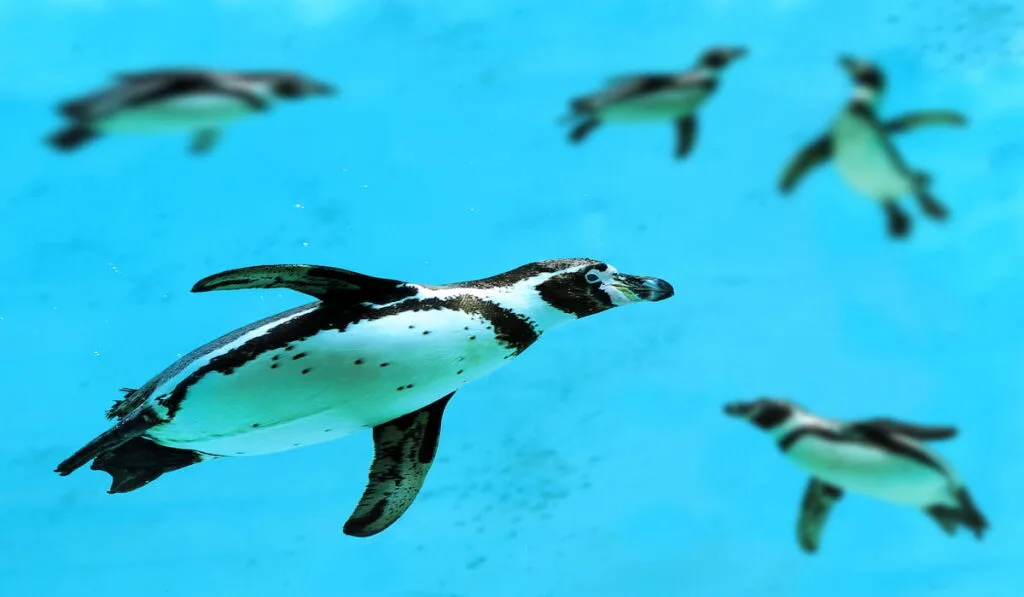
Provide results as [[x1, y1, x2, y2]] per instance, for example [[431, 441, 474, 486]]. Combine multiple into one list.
[[95, 94, 259, 133], [599, 89, 707, 122], [787, 436, 954, 507], [831, 118, 914, 200], [148, 309, 514, 456]]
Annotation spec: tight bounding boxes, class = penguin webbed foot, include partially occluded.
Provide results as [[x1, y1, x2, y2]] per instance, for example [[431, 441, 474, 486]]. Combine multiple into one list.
[[189, 128, 221, 155], [569, 119, 600, 144], [915, 192, 949, 221], [47, 125, 99, 152], [883, 202, 911, 239]]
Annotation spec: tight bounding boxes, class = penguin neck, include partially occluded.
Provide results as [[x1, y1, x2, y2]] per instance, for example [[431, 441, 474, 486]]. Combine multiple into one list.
[[693, 66, 723, 80], [849, 85, 882, 110], [765, 411, 822, 441], [482, 285, 580, 332]]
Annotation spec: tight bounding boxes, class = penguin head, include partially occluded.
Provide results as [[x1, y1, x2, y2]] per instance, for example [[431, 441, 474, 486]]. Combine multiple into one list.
[[838, 55, 885, 98], [698, 46, 748, 70], [724, 398, 801, 431], [244, 72, 336, 99], [526, 259, 674, 320]]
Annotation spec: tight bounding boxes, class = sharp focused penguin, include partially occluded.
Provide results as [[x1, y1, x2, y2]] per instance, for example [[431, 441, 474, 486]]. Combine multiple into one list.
[[724, 398, 988, 553], [47, 69, 335, 155], [779, 56, 967, 239], [563, 46, 747, 159], [55, 259, 673, 536]]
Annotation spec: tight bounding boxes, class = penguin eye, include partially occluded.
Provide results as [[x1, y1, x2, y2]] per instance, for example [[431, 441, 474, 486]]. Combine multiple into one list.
[[585, 272, 600, 284]]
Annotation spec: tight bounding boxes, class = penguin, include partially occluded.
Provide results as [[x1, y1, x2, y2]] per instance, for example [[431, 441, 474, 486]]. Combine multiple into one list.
[[724, 397, 989, 554], [563, 46, 747, 159], [46, 69, 335, 155], [779, 55, 967, 239], [54, 259, 674, 537]]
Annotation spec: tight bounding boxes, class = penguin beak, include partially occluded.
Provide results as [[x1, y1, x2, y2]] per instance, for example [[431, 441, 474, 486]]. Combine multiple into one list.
[[724, 401, 754, 417], [838, 55, 861, 73], [725, 47, 748, 61], [609, 274, 675, 303]]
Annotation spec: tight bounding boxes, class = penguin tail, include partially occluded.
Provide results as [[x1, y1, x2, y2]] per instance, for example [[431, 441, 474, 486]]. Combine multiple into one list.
[[955, 487, 990, 540], [47, 124, 99, 152]]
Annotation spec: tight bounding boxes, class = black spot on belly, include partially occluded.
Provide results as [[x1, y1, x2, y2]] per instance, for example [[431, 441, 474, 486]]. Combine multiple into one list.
[[271, 363, 279, 369], [252, 423, 260, 428], [301, 368, 312, 374], [355, 359, 364, 365], [380, 362, 390, 367], [284, 345, 295, 352], [408, 325, 415, 329], [469, 335, 477, 340], [422, 330, 431, 335], [272, 355, 280, 361], [406, 384, 414, 389], [457, 369, 464, 375], [396, 386, 405, 391], [292, 352, 308, 360]]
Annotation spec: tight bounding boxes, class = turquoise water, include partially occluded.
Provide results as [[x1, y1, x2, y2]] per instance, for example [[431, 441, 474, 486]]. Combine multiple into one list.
[[2, 1, 1019, 595]]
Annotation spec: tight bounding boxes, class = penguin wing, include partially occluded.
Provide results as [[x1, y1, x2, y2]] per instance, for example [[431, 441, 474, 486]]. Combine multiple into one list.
[[884, 110, 967, 134], [779, 134, 832, 195], [343, 392, 454, 537], [571, 74, 682, 113], [796, 478, 843, 554], [852, 418, 957, 441], [191, 264, 419, 305], [57, 78, 173, 120]]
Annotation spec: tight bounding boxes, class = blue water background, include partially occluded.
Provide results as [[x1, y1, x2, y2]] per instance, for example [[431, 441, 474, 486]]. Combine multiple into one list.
[[1, 1, 1021, 595]]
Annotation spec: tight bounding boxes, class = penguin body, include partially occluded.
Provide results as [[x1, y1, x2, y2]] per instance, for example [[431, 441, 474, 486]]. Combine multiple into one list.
[[779, 56, 966, 239], [55, 260, 674, 537], [564, 46, 746, 159], [47, 69, 334, 154], [725, 398, 988, 553]]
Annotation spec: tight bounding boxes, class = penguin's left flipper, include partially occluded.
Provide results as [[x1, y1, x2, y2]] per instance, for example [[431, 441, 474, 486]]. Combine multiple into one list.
[[191, 264, 416, 305], [343, 392, 455, 537], [797, 478, 844, 554], [851, 418, 957, 441], [190, 128, 220, 155], [779, 135, 832, 195], [674, 115, 697, 159], [884, 111, 967, 134]]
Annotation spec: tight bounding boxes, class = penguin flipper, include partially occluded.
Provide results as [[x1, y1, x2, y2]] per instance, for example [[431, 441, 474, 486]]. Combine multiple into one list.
[[674, 115, 697, 159], [569, 119, 601, 143], [190, 128, 220, 155], [853, 418, 957, 441], [779, 135, 832, 195], [343, 392, 455, 537], [885, 111, 967, 134], [796, 478, 844, 554], [191, 264, 418, 304], [47, 125, 100, 152]]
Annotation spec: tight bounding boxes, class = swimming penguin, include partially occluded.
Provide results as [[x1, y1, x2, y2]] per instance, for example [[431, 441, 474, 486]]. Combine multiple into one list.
[[724, 398, 988, 553], [55, 259, 673, 537], [779, 56, 967, 239], [46, 69, 335, 155], [563, 46, 747, 159]]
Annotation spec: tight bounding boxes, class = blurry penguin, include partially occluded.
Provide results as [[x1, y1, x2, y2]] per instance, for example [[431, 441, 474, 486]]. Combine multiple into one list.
[[724, 397, 989, 554], [779, 56, 966, 239], [563, 46, 747, 159], [47, 69, 335, 155]]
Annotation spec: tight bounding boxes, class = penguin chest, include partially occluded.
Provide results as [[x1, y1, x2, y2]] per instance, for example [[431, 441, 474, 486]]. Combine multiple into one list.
[[95, 94, 261, 133], [830, 116, 914, 200], [598, 88, 708, 122], [786, 436, 954, 507], [148, 308, 520, 456]]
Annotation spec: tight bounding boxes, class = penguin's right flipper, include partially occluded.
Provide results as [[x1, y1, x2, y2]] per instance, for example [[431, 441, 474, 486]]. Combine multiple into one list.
[[797, 478, 844, 554], [189, 128, 220, 155], [191, 264, 417, 305], [779, 135, 832, 195], [854, 418, 957, 441], [569, 118, 601, 143], [674, 115, 697, 159], [883, 202, 911, 239], [885, 110, 967, 134], [47, 125, 99, 152], [343, 392, 454, 537]]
